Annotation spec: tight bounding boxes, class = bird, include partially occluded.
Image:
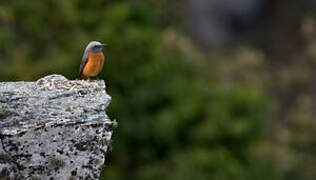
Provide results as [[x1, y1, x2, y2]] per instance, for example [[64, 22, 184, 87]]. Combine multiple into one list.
[[78, 41, 107, 80]]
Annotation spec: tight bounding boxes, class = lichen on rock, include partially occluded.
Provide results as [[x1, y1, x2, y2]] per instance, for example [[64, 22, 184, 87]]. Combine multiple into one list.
[[0, 74, 115, 179]]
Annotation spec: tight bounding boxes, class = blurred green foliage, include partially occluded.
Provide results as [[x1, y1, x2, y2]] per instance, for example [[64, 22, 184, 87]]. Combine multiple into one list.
[[4, 0, 311, 179]]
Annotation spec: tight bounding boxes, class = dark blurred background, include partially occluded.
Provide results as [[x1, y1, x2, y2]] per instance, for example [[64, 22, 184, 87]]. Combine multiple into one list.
[[1, 0, 316, 179]]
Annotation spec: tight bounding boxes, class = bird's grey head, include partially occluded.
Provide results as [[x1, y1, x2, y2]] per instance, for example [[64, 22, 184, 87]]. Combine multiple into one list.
[[85, 41, 107, 53]]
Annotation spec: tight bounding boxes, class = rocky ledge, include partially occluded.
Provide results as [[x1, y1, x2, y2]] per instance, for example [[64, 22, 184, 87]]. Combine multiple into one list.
[[0, 74, 116, 180]]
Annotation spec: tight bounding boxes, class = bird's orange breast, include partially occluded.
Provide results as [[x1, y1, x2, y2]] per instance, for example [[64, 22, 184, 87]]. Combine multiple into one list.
[[82, 52, 104, 76]]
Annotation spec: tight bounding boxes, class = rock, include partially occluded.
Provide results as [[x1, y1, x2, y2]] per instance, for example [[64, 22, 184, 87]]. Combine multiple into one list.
[[0, 74, 115, 180], [0, 139, 20, 180]]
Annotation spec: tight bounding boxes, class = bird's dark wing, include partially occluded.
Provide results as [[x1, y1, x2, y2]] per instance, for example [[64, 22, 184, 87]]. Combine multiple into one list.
[[79, 51, 89, 77]]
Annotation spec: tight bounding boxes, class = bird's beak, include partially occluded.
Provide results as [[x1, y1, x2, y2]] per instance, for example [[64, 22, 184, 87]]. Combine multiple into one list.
[[96, 43, 107, 47]]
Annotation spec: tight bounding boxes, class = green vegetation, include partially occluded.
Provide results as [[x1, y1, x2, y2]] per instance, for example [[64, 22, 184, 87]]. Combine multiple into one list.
[[0, 0, 314, 179]]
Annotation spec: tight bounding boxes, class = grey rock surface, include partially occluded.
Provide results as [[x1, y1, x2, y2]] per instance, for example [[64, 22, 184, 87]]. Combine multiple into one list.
[[0, 74, 116, 180], [0, 139, 20, 180]]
